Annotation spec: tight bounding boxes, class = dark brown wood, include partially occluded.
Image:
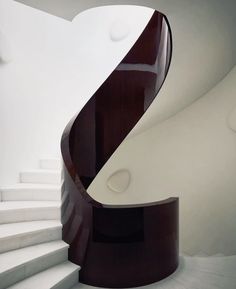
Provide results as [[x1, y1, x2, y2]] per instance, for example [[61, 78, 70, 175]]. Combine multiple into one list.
[[81, 198, 178, 288], [61, 10, 178, 288]]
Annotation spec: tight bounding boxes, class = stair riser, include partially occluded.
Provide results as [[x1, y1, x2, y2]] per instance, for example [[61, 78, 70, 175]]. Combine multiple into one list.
[[0, 227, 62, 254], [53, 271, 79, 289], [1, 189, 61, 201], [5, 262, 80, 289], [0, 208, 60, 224], [20, 173, 61, 185], [0, 248, 68, 289]]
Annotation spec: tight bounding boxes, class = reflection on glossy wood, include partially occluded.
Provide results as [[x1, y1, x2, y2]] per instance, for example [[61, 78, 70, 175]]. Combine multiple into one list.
[[61, 10, 178, 288]]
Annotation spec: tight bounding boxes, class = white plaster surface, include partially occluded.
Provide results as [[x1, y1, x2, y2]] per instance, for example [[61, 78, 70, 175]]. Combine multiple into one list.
[[227, 106, 236, 132], [39, 159, 61, 170], [0, 1, 153, 186], [88, 66, 236, 256], [0, 29, 12, 63], [107, 169, 131, 193]]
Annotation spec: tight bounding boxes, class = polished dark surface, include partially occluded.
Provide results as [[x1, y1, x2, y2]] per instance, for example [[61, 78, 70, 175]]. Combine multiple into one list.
[[68, 11, 171, 190], [61, 10, 178, 288], [82, 198, 178, 288]]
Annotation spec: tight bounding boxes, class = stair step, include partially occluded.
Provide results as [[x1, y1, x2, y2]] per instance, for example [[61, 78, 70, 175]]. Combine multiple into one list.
[[20, 170, 61, 185], [0, 201, 60, 224], [40, 159, 61, 171], [0, 241, 68, 289], [7, 261, 79, 289], [0, 183, 60, 201], [0, 220, 61, 253]]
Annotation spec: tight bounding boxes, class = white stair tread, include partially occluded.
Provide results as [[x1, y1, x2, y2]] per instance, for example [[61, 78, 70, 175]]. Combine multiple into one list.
[[0, 184, 61, 201], [0, 220, 61, 239], [0, 201, 61, 224], [1, 183, 60, 190], [20, 170, 61, 185], [7, 261, 79, 289], [0, 241, 68, 274], [21, 170, 61, 174], [0, 201, 61, 211], [40, 159, 61, 170], [0, 220, 62, 254]]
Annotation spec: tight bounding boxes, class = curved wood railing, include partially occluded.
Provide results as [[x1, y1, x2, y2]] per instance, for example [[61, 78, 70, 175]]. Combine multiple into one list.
[[61, 10, 178, 288]]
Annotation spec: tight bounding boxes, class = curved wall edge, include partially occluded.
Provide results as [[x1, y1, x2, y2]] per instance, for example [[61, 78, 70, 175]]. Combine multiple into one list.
[[61, 7, 179, 287]]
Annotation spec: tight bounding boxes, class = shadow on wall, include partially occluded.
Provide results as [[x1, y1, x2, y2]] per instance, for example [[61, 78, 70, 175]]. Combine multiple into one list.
[[0, 29, 12, 63], [89, 65, 236, 256]]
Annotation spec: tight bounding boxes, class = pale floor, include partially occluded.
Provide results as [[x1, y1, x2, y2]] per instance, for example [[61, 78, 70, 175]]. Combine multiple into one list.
[[72, 255, 236, 289]]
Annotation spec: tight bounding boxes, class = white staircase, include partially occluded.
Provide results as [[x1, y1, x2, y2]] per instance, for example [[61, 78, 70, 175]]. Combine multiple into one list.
[[0, 159, 235, 289], [0, 159, 80, 289]]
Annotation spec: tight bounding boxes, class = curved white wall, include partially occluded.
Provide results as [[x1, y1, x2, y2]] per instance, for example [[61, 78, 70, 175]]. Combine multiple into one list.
[[78, 0, 236, 256], [16, 0, 236, 132], [89, 66, 236, 255], [131, 0, 236, 135]]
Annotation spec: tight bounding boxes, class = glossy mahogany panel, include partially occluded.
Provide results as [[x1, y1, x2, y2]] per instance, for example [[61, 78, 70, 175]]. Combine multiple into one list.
[[61, 10, 178, 288], [69, 11, 171, 189], [80, 198, 178, 288]]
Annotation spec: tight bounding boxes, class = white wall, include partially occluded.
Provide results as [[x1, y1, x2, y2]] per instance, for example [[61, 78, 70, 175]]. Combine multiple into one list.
[[0, 1, 74, 185], [0, 1, 154, 185], [89, 66, 236, 255], [67, 0, 236, 256], [1, 0, 236, 256], [17, 0, 236, 134]]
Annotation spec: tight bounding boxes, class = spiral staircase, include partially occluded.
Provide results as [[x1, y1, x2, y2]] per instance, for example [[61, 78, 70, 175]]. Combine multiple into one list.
[[0, 1, 236, 289]]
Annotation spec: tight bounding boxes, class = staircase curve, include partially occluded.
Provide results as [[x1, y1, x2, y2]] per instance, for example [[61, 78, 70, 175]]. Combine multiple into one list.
[[61, 9, 178, 288]]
